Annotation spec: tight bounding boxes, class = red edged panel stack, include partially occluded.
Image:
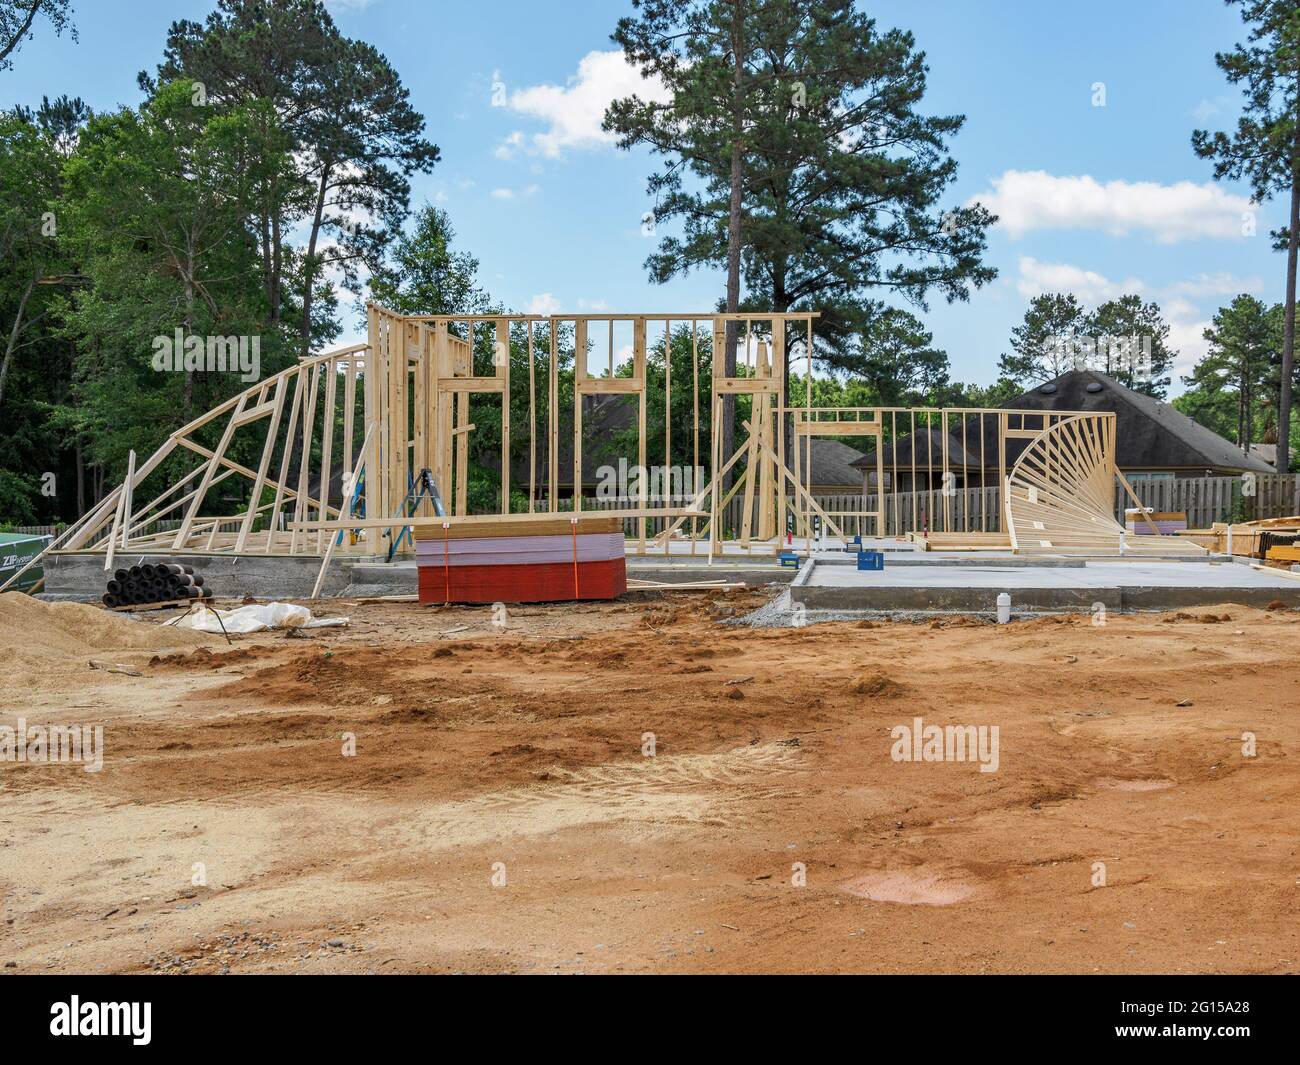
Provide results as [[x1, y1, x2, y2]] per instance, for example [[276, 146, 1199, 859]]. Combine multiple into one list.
[[414, 516, 627, 605]]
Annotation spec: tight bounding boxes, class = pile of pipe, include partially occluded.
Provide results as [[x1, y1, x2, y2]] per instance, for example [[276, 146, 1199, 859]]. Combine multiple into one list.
[[103, 563, 210, 608]]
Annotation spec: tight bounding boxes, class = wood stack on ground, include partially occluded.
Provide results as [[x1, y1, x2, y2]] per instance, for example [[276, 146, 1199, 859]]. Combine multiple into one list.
[[1178, 515, 1300, 560], [1125, 509, 1187, 535], [414, 515, 627, 604]]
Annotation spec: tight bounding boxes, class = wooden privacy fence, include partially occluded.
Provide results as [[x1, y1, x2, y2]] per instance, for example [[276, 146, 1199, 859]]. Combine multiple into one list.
[[1116, 473, 1299, 528]]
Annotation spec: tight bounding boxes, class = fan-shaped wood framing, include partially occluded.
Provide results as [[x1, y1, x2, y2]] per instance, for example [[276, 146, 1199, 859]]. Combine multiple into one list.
[[1005, 412, 1203, 556]]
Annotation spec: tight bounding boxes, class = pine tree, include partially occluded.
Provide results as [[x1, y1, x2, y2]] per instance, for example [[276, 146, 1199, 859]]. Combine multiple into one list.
[[1178, 294, 1278, 450], [146, 0, 439, 356], [605, 0, 994, 462], [855, 308, 950, 407], [368, 204, 490, 317], [1193, 0, 1300, 470], [1085, 295, 1176, 398], [999, 294, 1086, 385]]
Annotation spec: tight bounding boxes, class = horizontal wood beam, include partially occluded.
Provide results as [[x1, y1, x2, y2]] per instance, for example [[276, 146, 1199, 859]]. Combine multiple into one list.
[[290, 506, 705, 533]]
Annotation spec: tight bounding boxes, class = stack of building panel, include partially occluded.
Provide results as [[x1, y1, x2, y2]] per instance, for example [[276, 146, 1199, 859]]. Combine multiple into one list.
[[1124, 510, 1188, 536], [415, 515, 627, 604]]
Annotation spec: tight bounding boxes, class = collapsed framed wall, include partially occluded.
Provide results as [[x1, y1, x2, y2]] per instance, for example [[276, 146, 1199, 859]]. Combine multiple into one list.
[[2, 303, 1205, 593]]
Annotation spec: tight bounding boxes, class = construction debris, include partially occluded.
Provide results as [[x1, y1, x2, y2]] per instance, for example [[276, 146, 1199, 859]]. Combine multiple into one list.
[[175, 602, 349, 635]]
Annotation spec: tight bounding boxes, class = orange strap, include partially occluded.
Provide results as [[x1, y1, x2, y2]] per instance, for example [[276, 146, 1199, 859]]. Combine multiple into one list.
[[442, 523, 451, 604], [571, 519, 580, 599]]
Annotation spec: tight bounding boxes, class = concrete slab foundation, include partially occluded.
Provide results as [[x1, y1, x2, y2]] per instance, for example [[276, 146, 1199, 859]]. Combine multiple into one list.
[[38, 547, 1288, 613], [790, 558, 1300, 614]]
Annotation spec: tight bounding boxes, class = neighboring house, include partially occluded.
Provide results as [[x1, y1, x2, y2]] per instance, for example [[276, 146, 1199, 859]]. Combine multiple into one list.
[[1247, 443, 1293, 472], [792, 438, 871, 495], [506, 395, 868, 500], [848, 426, 975, 492], [850, 369, 1276, 493]]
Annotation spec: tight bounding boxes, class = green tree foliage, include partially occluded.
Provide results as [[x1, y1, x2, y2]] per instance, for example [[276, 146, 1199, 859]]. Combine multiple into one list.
[[1000, 292, 1177, 398], [369, 205, 491, 317], [1085, 295, 1175, 397], [0, 0, 74, 71], [61, 83, 290, 427], [606, 0, 996, 429], [855, 308, 950, 407], [1175, 295, 1281, 449], [998, 293, 1086, 386], [0, 99, 80, 522], [1193, 0, 1300, 469], [146, 0, 439, 357], [0, 3, 438, 527]]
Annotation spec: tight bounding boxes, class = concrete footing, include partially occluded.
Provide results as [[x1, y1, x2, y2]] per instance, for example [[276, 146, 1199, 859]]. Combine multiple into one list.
[[42, 551, 374, 601], [40, 551, 797, 601]]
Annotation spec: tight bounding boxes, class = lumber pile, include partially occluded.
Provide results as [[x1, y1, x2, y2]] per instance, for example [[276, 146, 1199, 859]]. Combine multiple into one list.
[[1178, 515, 1300, 558], [414, 516, 627, 604]]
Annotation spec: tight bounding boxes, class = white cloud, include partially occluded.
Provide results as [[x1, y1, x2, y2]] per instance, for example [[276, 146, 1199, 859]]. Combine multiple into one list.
[[489, 184, 539, 201], [494, 131, 524, 161], [324, 0, 379, 12], [1014, 257, 1265, 374], [1191, 95, 1232, 123], [1161, 272, 1263, 300], [498, 49, 670, 159], [971, 170, 1254, 243], [1014, 257, 1139, 304], [527, 293, 562, 315]]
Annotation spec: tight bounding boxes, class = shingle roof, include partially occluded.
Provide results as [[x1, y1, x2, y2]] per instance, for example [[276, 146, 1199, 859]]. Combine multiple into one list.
[[850, 370, 1274, 475], [848, 424, 985, 472], [794, 437, 869, 487], [501, 399, 867, 488], [1008, 370, 1274, 473]]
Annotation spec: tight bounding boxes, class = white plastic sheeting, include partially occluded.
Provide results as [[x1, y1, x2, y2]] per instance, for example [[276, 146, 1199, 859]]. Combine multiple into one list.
[[175, 602, 349, 634]]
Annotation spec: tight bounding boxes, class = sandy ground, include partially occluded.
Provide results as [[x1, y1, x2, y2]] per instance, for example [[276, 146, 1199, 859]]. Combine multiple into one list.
[[1, 589, 1298, 975]]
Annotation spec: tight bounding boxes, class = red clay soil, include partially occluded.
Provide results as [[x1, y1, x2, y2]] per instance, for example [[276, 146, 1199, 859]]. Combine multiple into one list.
[[1, 591, 1297, 974]]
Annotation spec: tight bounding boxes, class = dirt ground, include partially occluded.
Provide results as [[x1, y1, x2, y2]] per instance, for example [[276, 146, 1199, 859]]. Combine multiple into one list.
[[1, 588, 1297, 975]]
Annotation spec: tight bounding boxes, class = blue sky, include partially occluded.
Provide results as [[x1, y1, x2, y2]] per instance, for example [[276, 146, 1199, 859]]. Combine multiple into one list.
[[2, 0, 1279, 393]]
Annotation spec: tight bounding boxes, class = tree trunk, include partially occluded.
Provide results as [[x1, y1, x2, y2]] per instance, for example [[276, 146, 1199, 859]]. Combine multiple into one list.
[[260, 205, 273, 313], [301, 163, 332, 359], [1239, 367, 1247, 453], [271, 207, 283, 326], [0, 276, 35, 412], [184, 259, 195, 422], [1280, 131, 1300, 473], [721, 2, 744, 495], [76, 438, 85, 518]]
